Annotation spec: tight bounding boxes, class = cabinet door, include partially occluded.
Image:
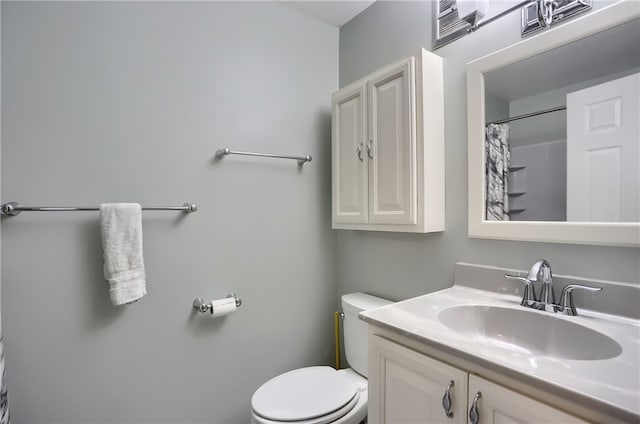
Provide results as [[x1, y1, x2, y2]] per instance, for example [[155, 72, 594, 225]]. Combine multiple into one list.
[[332, 83, 368, 225], [369, 335, 468, 424], [367, 58, 417, 225], [468, 375, 588, 424]]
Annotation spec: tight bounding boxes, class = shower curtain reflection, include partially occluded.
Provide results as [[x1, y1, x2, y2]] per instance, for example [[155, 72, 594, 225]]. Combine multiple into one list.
[[485, 123, 511, 221], [0, 331, 8, 424]]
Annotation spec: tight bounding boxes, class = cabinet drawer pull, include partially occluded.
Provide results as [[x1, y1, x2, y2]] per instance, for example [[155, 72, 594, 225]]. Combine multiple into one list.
[[366, 140, 374, 159], [469, 391, 482, 424], [356, 142, 364, 161], [442, 380, 455, 418]]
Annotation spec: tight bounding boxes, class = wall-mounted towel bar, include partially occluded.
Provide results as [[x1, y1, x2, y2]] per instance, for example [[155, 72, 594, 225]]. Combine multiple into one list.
[[215, 147, 312, 165], [0, 202, 198, 217]]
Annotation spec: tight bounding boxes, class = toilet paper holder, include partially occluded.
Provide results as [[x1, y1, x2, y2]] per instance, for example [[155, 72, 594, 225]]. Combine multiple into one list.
[[193, 293, 243, 314]]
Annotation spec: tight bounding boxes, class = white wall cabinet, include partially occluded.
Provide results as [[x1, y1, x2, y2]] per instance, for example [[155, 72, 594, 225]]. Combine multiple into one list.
[[332, 49, 444, 233], [369, 335, 588, 424]]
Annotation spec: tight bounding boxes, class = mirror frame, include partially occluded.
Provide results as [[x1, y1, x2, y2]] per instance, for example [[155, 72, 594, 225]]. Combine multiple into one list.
[[467, 0, 640, 247]]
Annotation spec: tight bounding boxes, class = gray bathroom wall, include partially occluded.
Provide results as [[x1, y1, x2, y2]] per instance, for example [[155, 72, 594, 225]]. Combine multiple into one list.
[[1, 2, 337, 422], [337, 0, 639, 302]]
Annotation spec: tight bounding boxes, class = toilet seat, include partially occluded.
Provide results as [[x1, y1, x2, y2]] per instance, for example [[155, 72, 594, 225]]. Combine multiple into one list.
[[252, 366, 360, 424], [252, 393, 359, 424]]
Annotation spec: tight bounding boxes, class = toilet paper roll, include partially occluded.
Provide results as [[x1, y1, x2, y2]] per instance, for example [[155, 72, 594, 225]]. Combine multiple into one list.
[[210, 297, 237, 318]]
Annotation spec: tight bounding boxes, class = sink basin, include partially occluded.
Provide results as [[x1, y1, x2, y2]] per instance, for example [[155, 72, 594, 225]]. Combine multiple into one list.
[[438, 305, 622, 360]]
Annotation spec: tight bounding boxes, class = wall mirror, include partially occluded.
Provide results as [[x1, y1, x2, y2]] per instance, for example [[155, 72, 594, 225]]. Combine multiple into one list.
[[467, 0, 640, 246]]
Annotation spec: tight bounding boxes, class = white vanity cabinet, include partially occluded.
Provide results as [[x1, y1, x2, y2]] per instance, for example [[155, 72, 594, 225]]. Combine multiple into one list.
[[369, 335, 589, 424], [369, 335, 468, 423], [467, 374, 588, 424], [331, 49, 444, 233]]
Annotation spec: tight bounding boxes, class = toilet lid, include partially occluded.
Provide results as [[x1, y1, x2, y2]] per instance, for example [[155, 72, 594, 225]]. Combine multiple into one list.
[[252, 366, 359, 422]]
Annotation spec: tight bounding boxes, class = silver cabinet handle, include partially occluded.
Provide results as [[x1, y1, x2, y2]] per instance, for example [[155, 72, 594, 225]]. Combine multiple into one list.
[[442, 380, 455, 418], [356, 142, 364, 161], [469, 391, 481, 424], [366, 140, 374, 159]]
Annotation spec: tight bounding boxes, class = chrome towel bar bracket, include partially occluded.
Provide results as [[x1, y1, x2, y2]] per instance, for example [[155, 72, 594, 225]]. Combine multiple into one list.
[[215, 147, 312, 165], [0, 202, 198, 217]]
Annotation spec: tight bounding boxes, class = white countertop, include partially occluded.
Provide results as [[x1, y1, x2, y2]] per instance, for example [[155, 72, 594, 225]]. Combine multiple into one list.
[[360, 285, 640, 420]]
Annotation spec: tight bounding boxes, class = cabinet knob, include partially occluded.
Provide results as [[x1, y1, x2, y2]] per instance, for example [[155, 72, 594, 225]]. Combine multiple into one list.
[[469, 391, 482, 424], [366, 140, 374, 159], [356, 142, 364, 161], [442, 380, 455, 418]]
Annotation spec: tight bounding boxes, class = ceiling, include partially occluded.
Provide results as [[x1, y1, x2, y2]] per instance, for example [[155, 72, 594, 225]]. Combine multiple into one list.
[[275, 1, 376, 28]]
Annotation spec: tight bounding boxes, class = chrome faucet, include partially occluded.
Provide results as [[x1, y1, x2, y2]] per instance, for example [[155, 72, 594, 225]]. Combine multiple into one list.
[[505, 259, 602, 316], [527, 259, 555, 307], [506, 259, 554, 310]]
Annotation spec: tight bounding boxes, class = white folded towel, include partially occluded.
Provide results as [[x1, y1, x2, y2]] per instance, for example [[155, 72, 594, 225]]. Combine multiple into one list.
[[99, 203, 147, 306]]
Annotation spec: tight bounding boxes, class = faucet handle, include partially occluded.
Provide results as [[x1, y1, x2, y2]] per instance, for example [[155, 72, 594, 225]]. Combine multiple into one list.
[[558, 284, 602, 316], [505, 274, 538, 305]]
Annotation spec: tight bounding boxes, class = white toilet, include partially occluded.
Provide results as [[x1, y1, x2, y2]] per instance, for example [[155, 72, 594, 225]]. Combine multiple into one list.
[[251, 293, 392, 424]]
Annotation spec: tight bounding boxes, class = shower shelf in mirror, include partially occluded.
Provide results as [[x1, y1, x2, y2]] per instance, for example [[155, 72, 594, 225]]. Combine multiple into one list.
[[509, 166, 526, 172]]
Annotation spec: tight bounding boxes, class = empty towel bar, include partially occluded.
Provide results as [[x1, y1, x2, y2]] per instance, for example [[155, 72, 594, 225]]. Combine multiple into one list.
[[215, 148, 312, 165]]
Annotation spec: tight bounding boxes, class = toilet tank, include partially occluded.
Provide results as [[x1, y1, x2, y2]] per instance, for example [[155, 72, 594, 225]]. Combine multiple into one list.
[[341, 293, 392, 377]]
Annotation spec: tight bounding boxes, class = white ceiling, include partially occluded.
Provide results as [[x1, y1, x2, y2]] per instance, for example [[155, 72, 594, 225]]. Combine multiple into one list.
[[275, 1, 376, 28]]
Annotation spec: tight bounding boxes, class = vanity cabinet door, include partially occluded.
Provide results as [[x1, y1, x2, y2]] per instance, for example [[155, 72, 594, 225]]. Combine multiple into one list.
[[369, 335, 468, 424], [332, 82, 368, 225], [367, 58, 417, 226], [468, 375, 588, 424]]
